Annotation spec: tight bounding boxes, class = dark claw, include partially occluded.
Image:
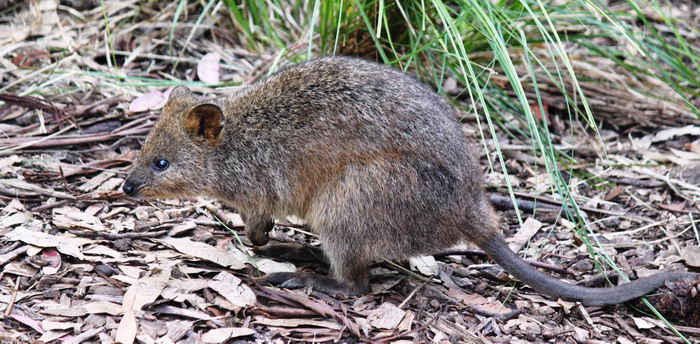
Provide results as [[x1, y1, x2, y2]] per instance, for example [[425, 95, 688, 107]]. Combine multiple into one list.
[[262, 272, 299, 285], [248, 229, 270, 246], [279, 277, 307, 289]]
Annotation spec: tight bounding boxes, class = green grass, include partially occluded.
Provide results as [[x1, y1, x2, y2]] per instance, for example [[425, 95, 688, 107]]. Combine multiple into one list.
[[219, 0, 698, 342]]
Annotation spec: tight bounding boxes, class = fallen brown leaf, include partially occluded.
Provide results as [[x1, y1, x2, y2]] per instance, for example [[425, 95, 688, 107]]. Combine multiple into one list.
[[207, 271, 256, 309], [5, 227, 93, 260], [160, 237, 246, 269], [198, 52, 221, 84]]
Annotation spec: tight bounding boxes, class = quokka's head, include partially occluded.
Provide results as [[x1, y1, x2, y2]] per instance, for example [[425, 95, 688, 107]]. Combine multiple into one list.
[[122, 86, 225, 200]]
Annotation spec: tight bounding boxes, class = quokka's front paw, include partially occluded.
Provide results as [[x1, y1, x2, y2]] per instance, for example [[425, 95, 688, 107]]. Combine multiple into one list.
[[244, 217, 274, 246], [247, 228, 270, 246]]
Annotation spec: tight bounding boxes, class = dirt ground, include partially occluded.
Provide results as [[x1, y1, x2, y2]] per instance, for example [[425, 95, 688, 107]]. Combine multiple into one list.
[[1, 1, 700, 343]]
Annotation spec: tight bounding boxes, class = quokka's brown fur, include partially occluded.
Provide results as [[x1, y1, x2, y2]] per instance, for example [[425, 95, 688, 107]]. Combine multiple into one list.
[[123, 56, 693, 306]]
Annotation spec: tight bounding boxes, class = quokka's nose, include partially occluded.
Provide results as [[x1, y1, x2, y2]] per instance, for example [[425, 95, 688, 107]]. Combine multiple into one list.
[[122, 182, 137, 196]]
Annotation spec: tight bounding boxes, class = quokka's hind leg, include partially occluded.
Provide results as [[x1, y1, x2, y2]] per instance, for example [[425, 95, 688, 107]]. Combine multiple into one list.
[[260, 227, 371, 295]]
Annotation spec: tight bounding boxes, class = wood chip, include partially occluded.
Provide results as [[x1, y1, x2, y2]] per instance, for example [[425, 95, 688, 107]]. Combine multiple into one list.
[[367, 302, 406, 330]]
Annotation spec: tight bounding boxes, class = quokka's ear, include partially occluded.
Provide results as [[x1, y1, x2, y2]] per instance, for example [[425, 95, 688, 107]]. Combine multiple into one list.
[[169, 85, 194, 100], [183, 103, 224, 144]]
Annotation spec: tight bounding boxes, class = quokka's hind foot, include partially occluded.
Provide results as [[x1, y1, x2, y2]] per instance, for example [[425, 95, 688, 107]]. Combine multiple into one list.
[[253, 243, 327, 265], [260, 271, 369, 296]]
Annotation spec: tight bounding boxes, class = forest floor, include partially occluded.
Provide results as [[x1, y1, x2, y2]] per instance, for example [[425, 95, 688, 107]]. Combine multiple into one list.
[[1, 1, 700, 343]]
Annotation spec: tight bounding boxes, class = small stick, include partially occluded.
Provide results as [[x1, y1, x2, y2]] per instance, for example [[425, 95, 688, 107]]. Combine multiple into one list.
[[489, 193, 559, 212], [398, 278, 430, 309], [30, 199, 70, 212], [253, 305, 317, 317], [0, 242, 21, 255], [68, 229, 168, 239], [3, 276, 19, 318], [509, 191, 629, 217]]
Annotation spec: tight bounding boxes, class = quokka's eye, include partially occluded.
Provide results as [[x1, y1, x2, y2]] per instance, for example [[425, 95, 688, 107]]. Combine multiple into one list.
[[153, 158, 170, 171]]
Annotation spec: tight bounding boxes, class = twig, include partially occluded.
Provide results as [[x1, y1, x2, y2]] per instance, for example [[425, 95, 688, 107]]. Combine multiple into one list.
[[3, 276, 19, 318], [0, 127, 150, 152], [68, 229, 168, 239], [0, 195, 40, 202], [253, 305, 318, 317], [673, 325, 700, 336], [0, 242, 21, 255], [0, 93, 65, 119], [0, 246, 27, 266], [398, 278, 430, 309], [608, 177, 664, 188], [489, 193, 560, 212], [509, 191, 629, 217]]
